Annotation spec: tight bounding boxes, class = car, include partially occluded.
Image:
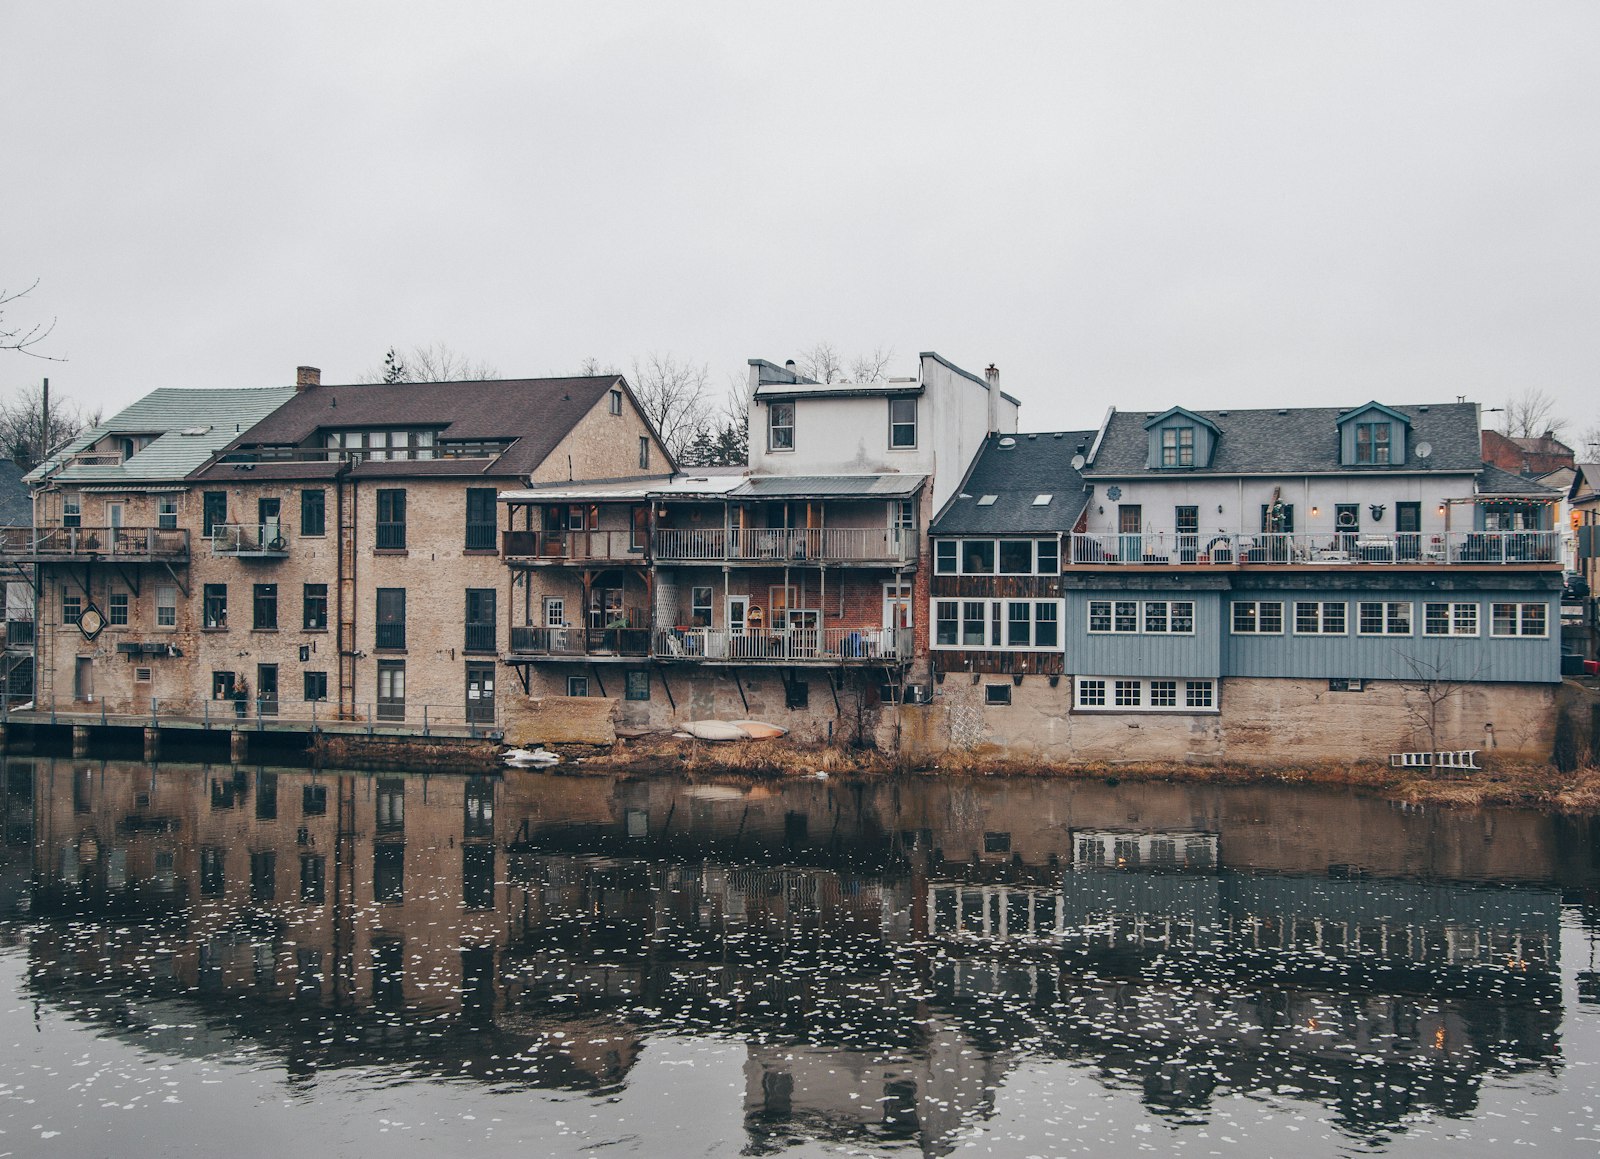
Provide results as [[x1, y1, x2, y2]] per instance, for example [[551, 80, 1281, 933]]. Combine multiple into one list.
[[1563, 572, 1590, 602]]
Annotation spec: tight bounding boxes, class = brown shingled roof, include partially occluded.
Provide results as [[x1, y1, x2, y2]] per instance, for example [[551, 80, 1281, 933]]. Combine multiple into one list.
[[215, 375, 628, 479]]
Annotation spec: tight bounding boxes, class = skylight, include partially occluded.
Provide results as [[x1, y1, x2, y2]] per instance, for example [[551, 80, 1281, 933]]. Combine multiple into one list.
[[977, 495, 998, 506], [1032, 494, 1053, 506]]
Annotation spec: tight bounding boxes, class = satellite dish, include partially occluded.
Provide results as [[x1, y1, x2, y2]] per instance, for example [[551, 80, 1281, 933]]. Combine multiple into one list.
[[1416, 442, 1432, 459], [1070, 453, 1086, 470]]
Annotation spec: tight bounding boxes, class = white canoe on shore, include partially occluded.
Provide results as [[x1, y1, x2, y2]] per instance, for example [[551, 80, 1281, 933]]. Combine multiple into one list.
[[680, 719, 787, 742], [503, 747, 561, 767]]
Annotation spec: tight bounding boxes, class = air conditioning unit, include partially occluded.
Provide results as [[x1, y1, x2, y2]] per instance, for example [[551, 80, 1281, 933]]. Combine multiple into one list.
[[904, 683, 933, 704]]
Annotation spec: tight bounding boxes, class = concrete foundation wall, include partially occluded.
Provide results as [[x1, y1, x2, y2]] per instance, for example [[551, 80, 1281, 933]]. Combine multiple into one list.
[[897, 675, 1559, 765]]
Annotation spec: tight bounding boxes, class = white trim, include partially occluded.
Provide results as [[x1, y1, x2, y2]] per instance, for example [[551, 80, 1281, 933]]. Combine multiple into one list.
[[1074, 675, 1218, 714]]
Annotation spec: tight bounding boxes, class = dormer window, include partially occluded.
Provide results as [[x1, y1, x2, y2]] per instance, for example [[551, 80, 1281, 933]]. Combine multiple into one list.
[[1354, 422, 1390, 464], [1160, 427, 1195, 467]]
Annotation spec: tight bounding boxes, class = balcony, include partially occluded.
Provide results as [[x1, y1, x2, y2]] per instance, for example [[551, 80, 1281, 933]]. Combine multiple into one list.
[[652, 527, 917, 565], [1064, 530, 1560, 568], [4, 619, 33, 648], [501, 529, 644, 565], [507, 624, 651, 658], [210, 523, 289, 558], [0, 526, 190, 563], [654, 626, 911, 664]]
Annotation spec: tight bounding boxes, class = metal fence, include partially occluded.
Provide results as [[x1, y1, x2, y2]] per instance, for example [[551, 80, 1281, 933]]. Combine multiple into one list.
[[1065, 529, 1560, 567]]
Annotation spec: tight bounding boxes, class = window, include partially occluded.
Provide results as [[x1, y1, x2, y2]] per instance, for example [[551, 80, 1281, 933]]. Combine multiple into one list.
[[202, 492, 226, 536], [376, 588, 406, 649], [303, 784, 328, 815], [109, 592, 129, 626], [935, 601, 958, 646], [250, 851, 276, 902], [1358, 601, 1412, 635], [63, 496, 81, 528], [684, 585, 713, 628], [543, 597, 565, 627], [375, 489, 406, 549], [638, 436, 650, 469], [464, 588, 496, 653], [303, 583, 328, 630], [463, 845, 495, 909], [1076, 676, 1218, 713], [302, 671, 328, 702], [892, 499, 916, 530], [962, 601, 987, 646], [1034, 603, 1058, 647], [1114, 601, 1139, 633], [1141, 601, 1196, 634], [933, 599, 1063, 649], [252, 584, 278, 630], [985, 684, 1011, 706], [935, 541, 957, 574], [984, 831, 1012, 854], [1160, 426, 1195, 467], [998, 540, 1033, 575], [1354, 421, 1391, 464], [1491, 602, 1547, 637], [376, 661, 406, 720], [1424, 602, 1479, 637], [567, 675, 589, 697], [1036, 538, 1059, 575], [625, 670, 651, 701], [889, 397, 917, 448], [1231, 601, 1284, 634], [1294, 601, 1347, 635], [300, 489, 326, 536], [1007, 602, 1032, 646], [465, 488, 496, 550], [373, 847, 404, 904], [962, 540, 996, 574], [609, 388, 622, 415], [158, 497, 178, 530], [62, 589, 82, 626], [156, 585, 177, 628], [204, 583, 228, 629], [767, 401, 795, 450], [200, 847, 225, 896]]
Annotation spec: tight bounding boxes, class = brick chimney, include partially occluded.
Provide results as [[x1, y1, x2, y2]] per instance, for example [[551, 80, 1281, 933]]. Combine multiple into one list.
[[296, 366, 321, 391], [984, 364, 1000, 434]]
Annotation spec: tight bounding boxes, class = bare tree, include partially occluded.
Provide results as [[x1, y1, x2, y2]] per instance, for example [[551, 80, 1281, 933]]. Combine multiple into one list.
[[630, 353, 712, 462], [0, 279, 62, 360], [1501, 388, 1566, 440], [796, 341, 845, 384], [576, 356, 620, 377], [1579, 421, 1600, 461], [849, 346, 895, 383], [364, 342, 499, 384], [0, 382, 101, 468], [1395, 648, 1483, 758]]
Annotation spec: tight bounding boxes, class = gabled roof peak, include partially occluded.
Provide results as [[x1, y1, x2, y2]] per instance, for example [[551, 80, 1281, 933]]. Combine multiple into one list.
[[1141, 405, 1221, 433], [1335, 400, 1412, 426]]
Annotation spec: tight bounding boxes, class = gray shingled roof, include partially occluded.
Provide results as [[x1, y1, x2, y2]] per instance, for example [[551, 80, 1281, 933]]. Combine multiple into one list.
[[1475, 463, 1561, 497], [1085, 402, 1483, 476], [930, 431, 1097, 535], [28, 388, 297, 485], [219, 376, 634, 479]]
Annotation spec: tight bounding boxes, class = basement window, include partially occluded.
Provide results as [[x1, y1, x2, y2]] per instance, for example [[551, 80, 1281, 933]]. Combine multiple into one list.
[[985, 684, 1011, 706]]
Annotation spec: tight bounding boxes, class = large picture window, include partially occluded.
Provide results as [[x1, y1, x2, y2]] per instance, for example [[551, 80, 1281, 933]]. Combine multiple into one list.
[[932, 599, 1065, 650], [1357, 601, 1412, 636], [1076, 676, 1217, 714]]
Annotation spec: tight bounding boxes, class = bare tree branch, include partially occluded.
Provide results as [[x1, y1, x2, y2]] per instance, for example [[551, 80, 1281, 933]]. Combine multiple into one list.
[[849, 346, 895, 383], [0, 279, 64, 360], [796, 341, 844, 384], [363, 342, 499, 383], [577, 356, 621, 377], [1501, 388, 1565, 440], [630, 353, 711, 463], [1394, 647, 1484, 757], [0, 383, 99, 468]]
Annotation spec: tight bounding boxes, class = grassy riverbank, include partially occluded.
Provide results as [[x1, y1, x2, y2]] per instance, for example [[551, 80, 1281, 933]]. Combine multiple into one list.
[[575, 736, 1600, 812]]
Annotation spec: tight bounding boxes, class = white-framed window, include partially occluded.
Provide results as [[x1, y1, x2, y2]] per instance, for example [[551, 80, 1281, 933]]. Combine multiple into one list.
[[1491, 602, 1547, 638], [1424, 602, 1479, 637], [1294, 601, 1347, 635], [1075, 676, 1217, 713], [1160, 426, 1195, 467], [767, 401, 795, 451], [1231, 601, 1284, 634], [1142, 601, 1195, 634], [567, 675, 589, 697], [1357, 601, 1412, 636], [62, 496, 81, 527], [543, 597, 565, 627], [158, 497, 178, 529], [892, 499, 916, 530], [932, 599, 1065, 650], [888, 397, 917, 449], [985, 683, 1011, 706], [156, 584, 177, 628], [609, 388, 622, 415], [1090, 599, 1195, 635]]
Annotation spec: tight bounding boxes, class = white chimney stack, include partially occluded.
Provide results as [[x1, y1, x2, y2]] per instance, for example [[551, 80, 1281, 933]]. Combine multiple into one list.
[[984, 364, 1000, 434]]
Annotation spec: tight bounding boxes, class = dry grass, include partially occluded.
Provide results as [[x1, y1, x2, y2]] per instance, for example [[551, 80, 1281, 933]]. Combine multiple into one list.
[[571, 735, 1600, 812]]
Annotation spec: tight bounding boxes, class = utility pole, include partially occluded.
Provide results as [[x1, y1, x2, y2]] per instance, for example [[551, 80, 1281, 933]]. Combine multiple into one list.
[[40, 377, 48, 465]]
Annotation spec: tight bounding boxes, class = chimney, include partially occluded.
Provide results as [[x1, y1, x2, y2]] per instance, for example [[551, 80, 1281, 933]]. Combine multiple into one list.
[[296, 366, 321, 391], [783, 359, 797, 379], [984, 364, 1000, 434]]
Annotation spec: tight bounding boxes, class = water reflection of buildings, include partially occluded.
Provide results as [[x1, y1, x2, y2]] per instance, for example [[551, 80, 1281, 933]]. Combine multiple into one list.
[[9, 757, 1597, 1153]]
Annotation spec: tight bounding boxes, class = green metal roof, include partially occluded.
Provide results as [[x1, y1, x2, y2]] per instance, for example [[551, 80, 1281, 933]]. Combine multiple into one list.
[[28, 387, 297, 486]]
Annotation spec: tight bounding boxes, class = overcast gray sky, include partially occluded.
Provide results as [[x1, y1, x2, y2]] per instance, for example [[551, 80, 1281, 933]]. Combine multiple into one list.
[[5, 2, 1597, 441]]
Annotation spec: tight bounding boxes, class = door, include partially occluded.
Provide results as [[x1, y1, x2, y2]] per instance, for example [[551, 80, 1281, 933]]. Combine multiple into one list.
[[106, 502, 124, 530], [1396, 501, 1422, 561], [726, 595, 749, 659], [74, 656, 94, 702], [465, 662, 495, 724], [1335, 503, 1359, 554], [786, 608, 820, 658], [1118, 505, 1142, 562], [257, 664, 279, 717], [1175, 505, 1198, 563], [259, 497, 282, 549]]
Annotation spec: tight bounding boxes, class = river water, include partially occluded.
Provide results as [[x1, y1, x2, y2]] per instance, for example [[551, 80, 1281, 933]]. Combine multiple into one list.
[[0, 757, 1596, 1158]]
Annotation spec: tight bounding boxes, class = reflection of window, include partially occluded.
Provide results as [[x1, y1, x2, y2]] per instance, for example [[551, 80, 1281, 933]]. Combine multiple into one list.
[[463, 845, 494, 909], [250, 851, 276, 902], [200, 847, 225, 896], [300, 855, 325, 903], [984, 831, 1011, 853], [376, 779, 405, 832], [464, 778, 494, 838], [374, 844, 405, 903], [371, 938, 404, 1008], [303, 784, 327, 815], [768, 401, 794, 450]]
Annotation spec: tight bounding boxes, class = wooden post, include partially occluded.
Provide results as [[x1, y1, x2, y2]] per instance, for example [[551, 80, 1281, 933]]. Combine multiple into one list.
[[230, 729, 248, 763], [143, 726, 160, 761], [72, 724, 90, 757]]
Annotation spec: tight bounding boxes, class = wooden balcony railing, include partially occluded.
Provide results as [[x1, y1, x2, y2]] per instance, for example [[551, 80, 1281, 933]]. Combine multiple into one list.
[[501, 529, 644, 563], [507, 624, 651, 657]]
